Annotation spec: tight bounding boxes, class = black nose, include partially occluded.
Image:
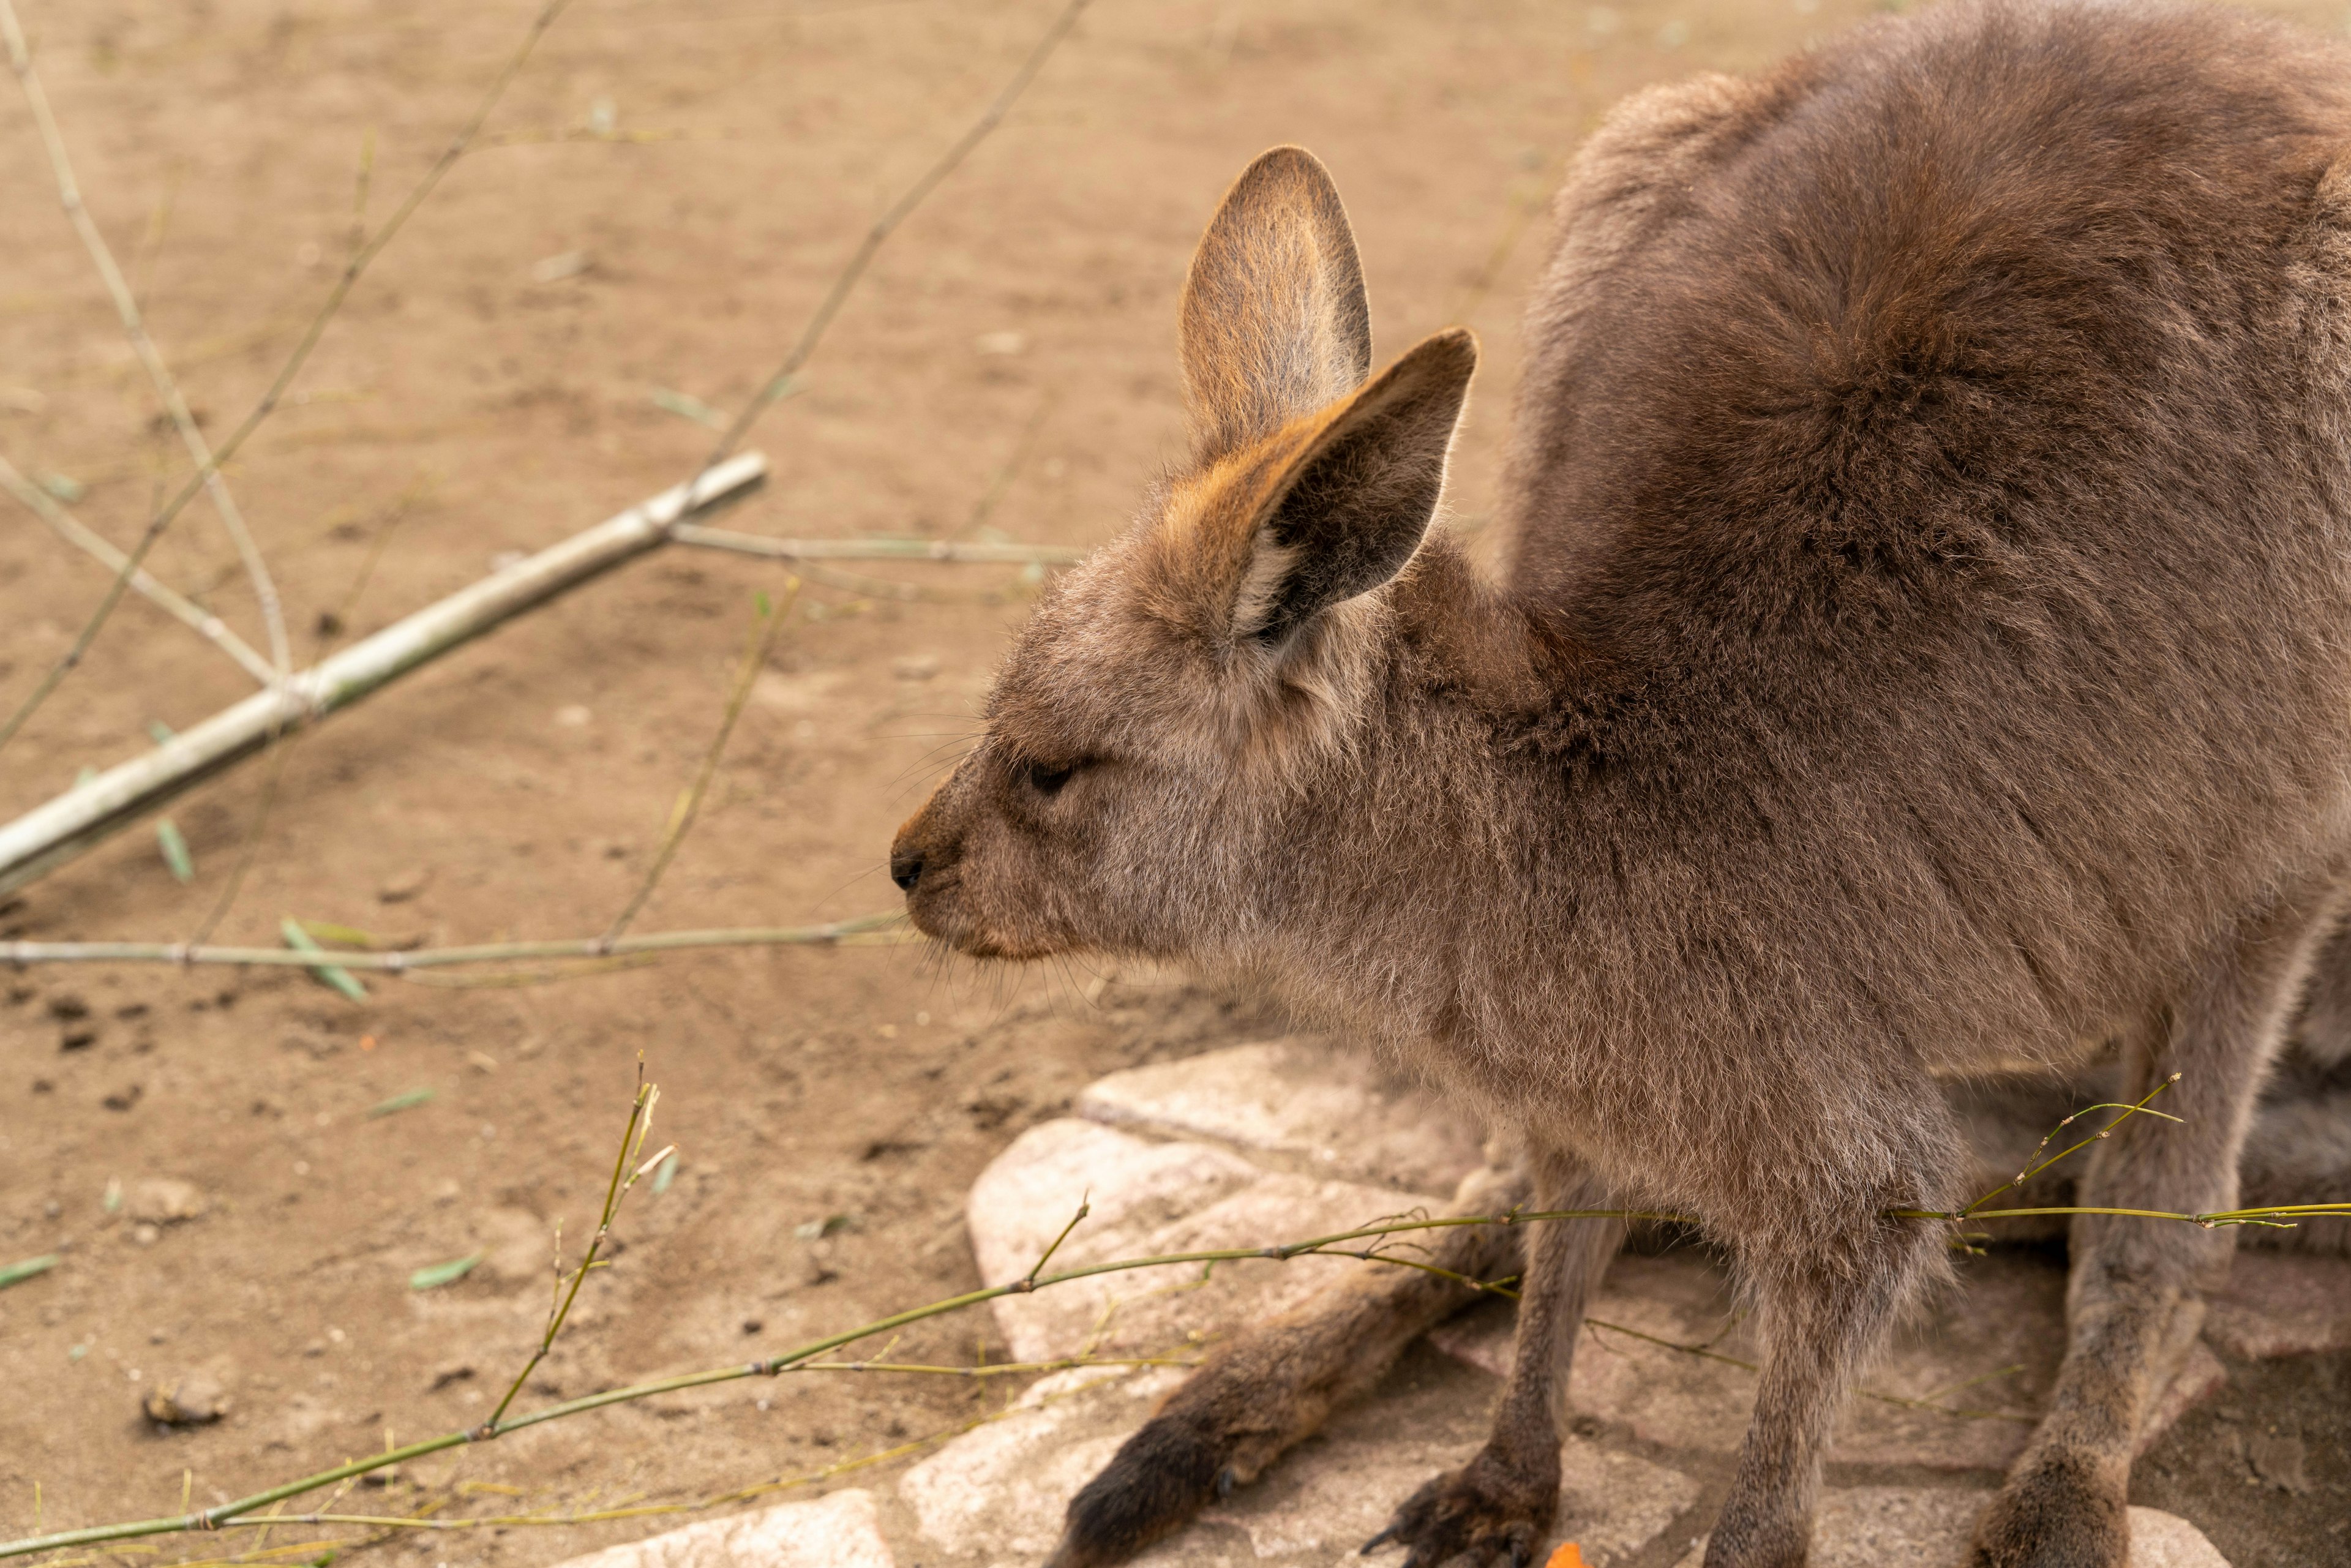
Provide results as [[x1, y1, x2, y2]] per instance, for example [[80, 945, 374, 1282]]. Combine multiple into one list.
[[890, 846, 924, 892]]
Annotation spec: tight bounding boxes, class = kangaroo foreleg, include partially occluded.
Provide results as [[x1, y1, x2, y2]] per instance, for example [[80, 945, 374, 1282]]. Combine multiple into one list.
[[1366, 1148, 1625, 1568], [1043, 1160, 1532, 1568]]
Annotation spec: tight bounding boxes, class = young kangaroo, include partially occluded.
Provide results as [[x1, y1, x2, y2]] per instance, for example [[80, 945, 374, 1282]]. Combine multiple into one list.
[[890, 1, 2351, 1563]]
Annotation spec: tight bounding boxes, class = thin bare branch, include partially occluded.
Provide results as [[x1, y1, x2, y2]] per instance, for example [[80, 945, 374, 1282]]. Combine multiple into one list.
[[0, 0, 574, 752], [0, 912, 909, 975], [602, 581, 800, 943], [705, 0, 1093, 463], [0, 448, 272, 685], [0, 0, 290, 673]]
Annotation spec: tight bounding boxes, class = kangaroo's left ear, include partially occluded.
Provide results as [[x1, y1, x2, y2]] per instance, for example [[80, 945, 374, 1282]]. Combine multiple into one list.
[[1230, 326, 1478, 646]]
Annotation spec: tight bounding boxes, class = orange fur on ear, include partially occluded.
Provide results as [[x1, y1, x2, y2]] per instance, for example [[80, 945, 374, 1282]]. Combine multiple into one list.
[[1179, 146, 1373, 461], [1228, 328, 1477, 645]]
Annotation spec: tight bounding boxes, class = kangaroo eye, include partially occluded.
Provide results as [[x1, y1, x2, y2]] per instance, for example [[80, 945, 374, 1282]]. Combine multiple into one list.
[[1024, 760, 1078, 797]]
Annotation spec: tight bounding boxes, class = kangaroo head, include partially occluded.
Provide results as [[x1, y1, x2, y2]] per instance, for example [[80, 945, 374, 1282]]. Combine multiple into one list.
[[891, 146, 1478, 962]]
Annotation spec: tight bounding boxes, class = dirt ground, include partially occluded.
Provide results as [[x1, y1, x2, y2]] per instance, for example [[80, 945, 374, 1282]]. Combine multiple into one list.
[[2, 0, 2347, 1562]]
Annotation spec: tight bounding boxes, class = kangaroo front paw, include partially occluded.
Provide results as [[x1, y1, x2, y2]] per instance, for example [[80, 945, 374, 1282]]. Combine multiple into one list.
[[1970, 1452, 2129, 1568], [1362, 1446, 1559, 1568]]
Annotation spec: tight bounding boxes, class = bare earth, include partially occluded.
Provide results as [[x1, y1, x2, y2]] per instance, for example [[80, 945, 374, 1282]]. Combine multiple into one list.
[[1, 1, 2345, 1563]]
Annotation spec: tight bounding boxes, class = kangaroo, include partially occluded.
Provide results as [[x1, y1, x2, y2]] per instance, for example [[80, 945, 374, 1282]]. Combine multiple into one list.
[[890, 1, 2351, 1562]]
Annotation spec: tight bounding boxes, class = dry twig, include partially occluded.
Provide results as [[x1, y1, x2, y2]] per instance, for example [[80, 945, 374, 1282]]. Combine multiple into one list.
[[602, 583, 800, 944], [0, 0, 576, 751], [704, 0, 1093, 464], [0, 449, 273, 686], [0, 0, 290, 676]]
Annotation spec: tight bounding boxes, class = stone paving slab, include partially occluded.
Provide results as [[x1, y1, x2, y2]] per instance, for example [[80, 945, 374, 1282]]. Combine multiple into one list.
[[898, 1352, 1698, 1568], [544, 1488, 895, 1568], [2205, 1250, 2351, 1359], [1668, 1490, 2229, 1567], [969, 1117, 1441, 1364], [899, 1367, 1193, 1559], [1077, 1037, 1487, 1195], [1429, 1252, 2074, 1472]]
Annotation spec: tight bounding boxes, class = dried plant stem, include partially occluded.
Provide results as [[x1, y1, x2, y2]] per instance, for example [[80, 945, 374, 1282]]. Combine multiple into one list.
[[0, 912, 904, 975], [602, 582, 799, 944], [485, 1079, 662, 1430], [949, 391, 1057, 541], [0, 449, 274, 685], [10, 1180, 2347, 1562], [670, 523, 1085, 566], [1583, 1318, 2034, 1424], [705, 0, 1093, 463], [1957, 1076, 2185, 1218], [0, 0, 573, 752], [154, 1364, 1188, 1554], [185, 478, 433, 947], [0, 0, 290, 675], [0, 454, 767, 897]]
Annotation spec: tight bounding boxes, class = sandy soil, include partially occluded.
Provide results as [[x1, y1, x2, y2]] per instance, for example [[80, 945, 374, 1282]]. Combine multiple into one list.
[[2, 0, 2346, 1562]]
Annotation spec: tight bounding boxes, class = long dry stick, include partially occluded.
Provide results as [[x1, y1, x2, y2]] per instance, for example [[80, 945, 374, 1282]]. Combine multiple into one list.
[[601, 582, 800, 945], [185, 477, 435, 948], [0, 449, 274, 685], [0, 0, 574, 752], [0, 913, 909, 975], [704, 0, 1093, 464], [0, 454, 768, 898], [670, 524, 1085, 566], [0, 0, 290, 675]]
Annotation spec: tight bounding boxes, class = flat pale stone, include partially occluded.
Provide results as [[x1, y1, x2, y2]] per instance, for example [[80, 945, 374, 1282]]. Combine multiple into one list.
[[969, 1118, 1424, 1363], [899, 1367, 1188, 1557], [1668, 1491, 2230, 1567], [1176, 1435, 1696, 1567], [546, 1488, 893, 1568], [1076, 1037, 1486, 1195], [2135, 1340, 2227, 1458], [897, 1352, 1695, 1567], [1433, 1253, 2081, 1471], [2205, 1251, 2351, 1360]]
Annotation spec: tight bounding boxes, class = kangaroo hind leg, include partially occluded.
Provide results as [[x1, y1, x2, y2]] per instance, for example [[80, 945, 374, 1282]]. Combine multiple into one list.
[[1972, 880, 2345, 1568]]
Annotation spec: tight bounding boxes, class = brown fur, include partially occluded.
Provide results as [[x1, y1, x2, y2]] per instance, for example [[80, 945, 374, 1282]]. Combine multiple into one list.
[[891, 4, 2351, 1564]]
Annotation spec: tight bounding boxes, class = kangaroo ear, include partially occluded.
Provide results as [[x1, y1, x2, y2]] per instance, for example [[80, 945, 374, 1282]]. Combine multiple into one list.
[[1231, 328, 1477, 646], [1180, 146, 1373, 462]]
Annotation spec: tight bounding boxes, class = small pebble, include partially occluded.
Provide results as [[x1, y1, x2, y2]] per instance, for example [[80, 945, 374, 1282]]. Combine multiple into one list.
[[143, 1373, 228, 1427], [378, 868, 432, 904]]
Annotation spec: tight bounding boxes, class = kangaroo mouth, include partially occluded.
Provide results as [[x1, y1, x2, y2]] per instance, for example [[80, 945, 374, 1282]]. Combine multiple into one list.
[[902, 881, 1068, 962]]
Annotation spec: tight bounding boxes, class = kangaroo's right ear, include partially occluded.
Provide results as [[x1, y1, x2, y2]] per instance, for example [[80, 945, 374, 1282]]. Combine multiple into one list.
[[1179, 146, 1373, 462]]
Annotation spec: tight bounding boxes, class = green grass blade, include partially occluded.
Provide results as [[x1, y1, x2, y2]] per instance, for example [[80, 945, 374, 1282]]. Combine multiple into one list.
[[0, 1255, 59, 1291], [280, 918, 367, 1001], [366, 1087, 433, 1119], [155, 819, 194, 883], [408, 1252, 481, 1291]]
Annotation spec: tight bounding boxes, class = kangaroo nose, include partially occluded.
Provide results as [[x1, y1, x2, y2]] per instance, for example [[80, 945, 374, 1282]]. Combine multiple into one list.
[[890, 842, 924, 892]]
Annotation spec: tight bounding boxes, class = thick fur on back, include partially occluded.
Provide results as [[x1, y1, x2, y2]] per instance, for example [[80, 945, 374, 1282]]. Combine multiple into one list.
[[1322, 0, 2351, 1209]]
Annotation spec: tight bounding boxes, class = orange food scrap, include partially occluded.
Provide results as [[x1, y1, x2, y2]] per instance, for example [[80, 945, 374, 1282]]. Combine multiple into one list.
[[359, 1034, 378, 1052], [1543, 1545, 1586, 1568]]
